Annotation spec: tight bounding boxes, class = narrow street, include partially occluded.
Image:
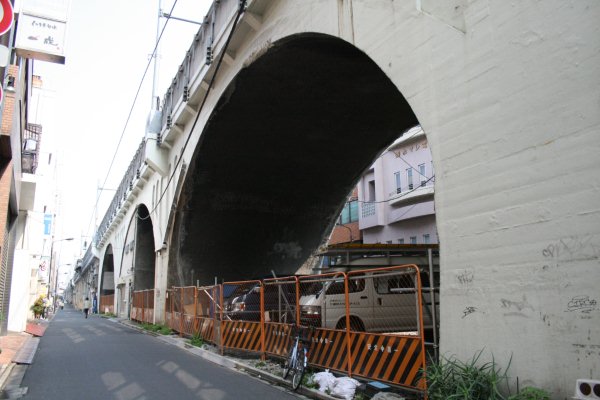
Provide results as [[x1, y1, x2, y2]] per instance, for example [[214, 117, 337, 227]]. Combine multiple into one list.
[[19, 307, 300, 400]]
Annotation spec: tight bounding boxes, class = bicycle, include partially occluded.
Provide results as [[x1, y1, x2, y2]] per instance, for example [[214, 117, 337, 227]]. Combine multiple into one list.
[[281, 324, 310, 390]]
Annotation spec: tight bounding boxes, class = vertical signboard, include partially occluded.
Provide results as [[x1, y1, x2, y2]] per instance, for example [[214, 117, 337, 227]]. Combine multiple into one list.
[[15, 0, 70, 64], [43, 213, 52, 235]]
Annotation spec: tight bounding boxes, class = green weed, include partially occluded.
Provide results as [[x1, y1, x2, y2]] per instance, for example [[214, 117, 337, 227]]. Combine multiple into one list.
[[189, 333, 204, 347], [508, 387, 550, 400], [424, 349, 511, 400], [157, 325, 172, 335]]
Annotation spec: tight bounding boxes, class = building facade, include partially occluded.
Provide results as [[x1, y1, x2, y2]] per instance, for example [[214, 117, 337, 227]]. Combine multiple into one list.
[[328, 187, 361, 245], [358, 126, 437, 245]]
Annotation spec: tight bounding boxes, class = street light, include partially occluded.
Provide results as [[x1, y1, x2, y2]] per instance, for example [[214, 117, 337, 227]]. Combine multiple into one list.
[[336, 223, 354, 243], [47, 237, 74, 301]]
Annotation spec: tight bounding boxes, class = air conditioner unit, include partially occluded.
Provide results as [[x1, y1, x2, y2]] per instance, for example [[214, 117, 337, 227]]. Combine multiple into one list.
[[574, 379, 600, 399]]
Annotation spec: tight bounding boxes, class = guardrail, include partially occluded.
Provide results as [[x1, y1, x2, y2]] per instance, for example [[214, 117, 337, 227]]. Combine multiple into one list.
[[95, 139, 146, 245], [159, 0, 240, 133]]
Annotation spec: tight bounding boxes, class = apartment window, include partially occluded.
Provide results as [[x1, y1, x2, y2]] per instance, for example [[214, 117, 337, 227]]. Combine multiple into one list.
[[397, 238, 404, 244], [394, 171, 402, 194], [368, 180, 376, 201], [340, 200, 359, 224], [419, 164, 426, 186], [423, 234, 430, 244], [410, 236, 417, 244], [407, 168, 413, 190]]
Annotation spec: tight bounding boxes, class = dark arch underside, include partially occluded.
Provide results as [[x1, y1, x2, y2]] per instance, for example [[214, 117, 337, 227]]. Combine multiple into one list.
[[170, 34, 418, 286]]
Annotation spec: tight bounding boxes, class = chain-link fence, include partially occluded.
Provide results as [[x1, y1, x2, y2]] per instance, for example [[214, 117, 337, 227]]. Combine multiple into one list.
[[221, 280, 263, 353], [263, 276, 298, 357]]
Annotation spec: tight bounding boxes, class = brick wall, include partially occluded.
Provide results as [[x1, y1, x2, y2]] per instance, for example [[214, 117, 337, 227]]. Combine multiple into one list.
[[1, 65, 18, 136]]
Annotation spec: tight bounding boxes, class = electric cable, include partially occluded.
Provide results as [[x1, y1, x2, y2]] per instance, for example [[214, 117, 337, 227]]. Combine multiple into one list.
[[84, 0, 180, 239], [136, 1, 247, 221], [356, 175, 436, 205]]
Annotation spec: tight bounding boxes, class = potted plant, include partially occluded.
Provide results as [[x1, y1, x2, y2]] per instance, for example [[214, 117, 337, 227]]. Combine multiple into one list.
[[30, 296, 46, 319]]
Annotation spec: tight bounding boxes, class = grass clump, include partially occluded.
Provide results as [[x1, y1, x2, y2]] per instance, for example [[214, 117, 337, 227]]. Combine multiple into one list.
[[424, 349, 510, 400], [189, 333, 204, 347], [157, 325, 172, 335], [424, 350, 551, 400], [508, 387, 550, 400], [140, 323, 171, 335]]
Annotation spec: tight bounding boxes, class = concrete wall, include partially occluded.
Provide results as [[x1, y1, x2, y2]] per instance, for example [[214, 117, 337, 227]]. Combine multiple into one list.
[[331, 0, 599, 395], [201, 0, 600, 395]]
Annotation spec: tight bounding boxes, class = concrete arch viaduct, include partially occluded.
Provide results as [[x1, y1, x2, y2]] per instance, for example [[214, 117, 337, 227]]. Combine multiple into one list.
[[73, 1, 599, 396]]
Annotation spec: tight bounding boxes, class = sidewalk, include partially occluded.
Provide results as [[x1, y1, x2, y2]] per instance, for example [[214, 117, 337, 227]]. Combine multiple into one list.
[[0, 332, 31, 366]]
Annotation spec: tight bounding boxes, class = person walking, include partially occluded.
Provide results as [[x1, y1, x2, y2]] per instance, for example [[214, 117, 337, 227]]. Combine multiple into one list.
[[83, 297, 91, 319]]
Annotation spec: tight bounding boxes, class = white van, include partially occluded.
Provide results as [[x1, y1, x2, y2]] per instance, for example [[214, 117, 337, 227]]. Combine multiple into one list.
[[299, 268, 438, 333]]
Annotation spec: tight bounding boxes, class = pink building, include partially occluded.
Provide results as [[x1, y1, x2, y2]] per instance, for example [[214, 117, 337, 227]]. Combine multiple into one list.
[[358, 126, 437, 244]]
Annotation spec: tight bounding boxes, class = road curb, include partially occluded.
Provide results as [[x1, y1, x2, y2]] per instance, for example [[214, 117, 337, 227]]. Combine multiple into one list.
[[0, 363, 15, 392]]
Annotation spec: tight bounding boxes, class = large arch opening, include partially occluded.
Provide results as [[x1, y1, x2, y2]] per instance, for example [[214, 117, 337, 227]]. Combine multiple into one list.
[[169, 34, 420, 286], [100, 244, 115, 295], [133, 205, 156, 290]]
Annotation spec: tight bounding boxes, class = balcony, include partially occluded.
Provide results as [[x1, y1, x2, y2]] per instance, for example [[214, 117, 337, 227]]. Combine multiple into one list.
[[389, 185, 434, 207], [359, 202, 381, 230]]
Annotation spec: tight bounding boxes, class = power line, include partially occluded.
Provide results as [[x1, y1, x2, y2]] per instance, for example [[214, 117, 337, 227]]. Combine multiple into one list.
[[356, 175, 436, 204], [84, 0, 180, 239], [137, 1, 247, 221]]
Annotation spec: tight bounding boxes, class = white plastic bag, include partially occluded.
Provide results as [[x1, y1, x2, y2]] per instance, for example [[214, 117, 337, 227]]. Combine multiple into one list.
[[312, 370, 336, 393], [331, 376, 360, 400]]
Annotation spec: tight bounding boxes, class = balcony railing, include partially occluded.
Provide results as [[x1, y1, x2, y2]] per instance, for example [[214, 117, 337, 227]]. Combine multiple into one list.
[[361, 202, 376, 218], [22, 123, 41, 174]]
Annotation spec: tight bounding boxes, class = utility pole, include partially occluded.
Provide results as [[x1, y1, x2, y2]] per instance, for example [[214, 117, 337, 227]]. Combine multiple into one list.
[[47, 237, 74, 305]]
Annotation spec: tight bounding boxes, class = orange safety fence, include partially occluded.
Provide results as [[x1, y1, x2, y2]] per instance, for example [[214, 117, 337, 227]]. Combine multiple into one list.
[[297, 272, 350, 372], [100, 294, 114, 314], [161, 265, 427, 393], [131, 289, 155, 324], [166, 286, 220, 343], [262, 276, 298, 357], [220, 280, 263, 353]]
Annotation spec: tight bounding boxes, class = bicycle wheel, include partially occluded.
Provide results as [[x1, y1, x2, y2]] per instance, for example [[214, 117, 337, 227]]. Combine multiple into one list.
[[282, 346, 294, 379], [291, 349, 305, 390]]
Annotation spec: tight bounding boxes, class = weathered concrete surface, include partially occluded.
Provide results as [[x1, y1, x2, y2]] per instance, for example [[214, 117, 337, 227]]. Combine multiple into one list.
[[93, 1, 599, 396]]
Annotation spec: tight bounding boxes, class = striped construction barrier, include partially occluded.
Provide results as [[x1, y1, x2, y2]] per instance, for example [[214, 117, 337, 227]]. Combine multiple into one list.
[[350, 332, 425, 390], [221, 320, 262, 352], [194, 317, 215, 342], [264, 322, 292, 357], [307, 328, 349, 373]]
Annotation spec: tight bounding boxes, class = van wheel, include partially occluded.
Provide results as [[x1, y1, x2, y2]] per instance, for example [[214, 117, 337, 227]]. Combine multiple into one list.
[[349, 317, 365, 332], [336, 318, 365, 332]]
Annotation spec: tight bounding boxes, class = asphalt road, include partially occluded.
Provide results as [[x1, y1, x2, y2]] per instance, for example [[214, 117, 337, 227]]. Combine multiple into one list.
[[20, 306, 299, 400]]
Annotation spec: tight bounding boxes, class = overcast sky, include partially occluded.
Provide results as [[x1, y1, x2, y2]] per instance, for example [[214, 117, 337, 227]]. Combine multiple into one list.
[[33, 0, 212, 264]]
